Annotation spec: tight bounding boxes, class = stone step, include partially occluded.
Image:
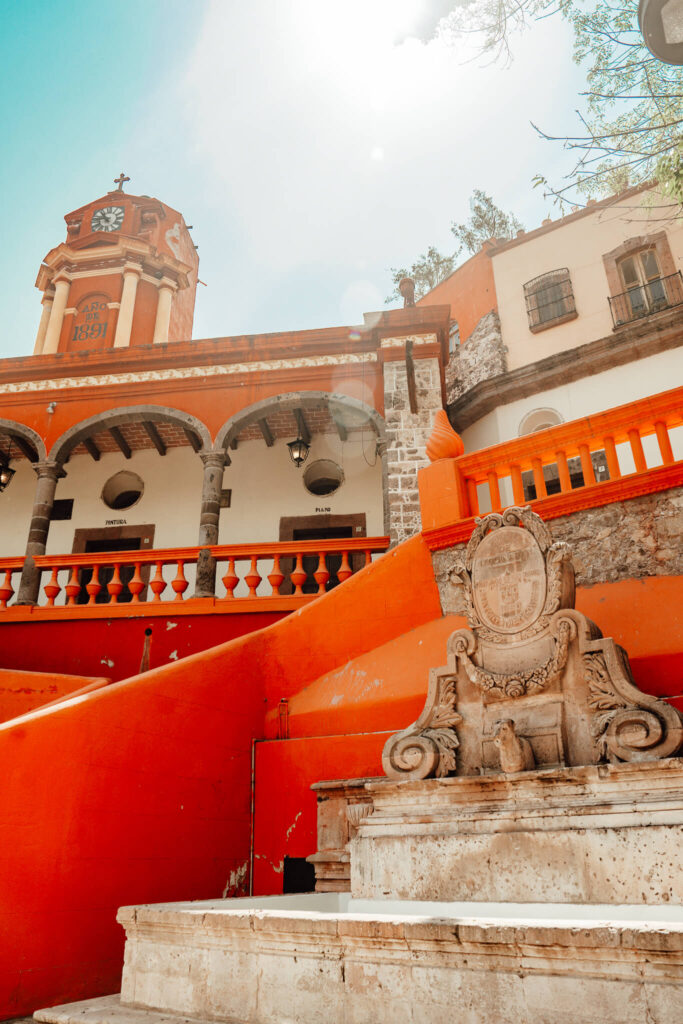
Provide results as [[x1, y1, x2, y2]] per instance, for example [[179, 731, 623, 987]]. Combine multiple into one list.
[[34, 995, 242, 1024]]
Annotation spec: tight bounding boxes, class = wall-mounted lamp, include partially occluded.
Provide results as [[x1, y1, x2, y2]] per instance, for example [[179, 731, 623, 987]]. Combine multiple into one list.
[[0, 441, 15, 493], [287, 437, 310, 468]]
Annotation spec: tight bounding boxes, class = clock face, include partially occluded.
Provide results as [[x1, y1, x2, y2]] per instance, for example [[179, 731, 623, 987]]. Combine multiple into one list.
[[91, 206, 124, 232]]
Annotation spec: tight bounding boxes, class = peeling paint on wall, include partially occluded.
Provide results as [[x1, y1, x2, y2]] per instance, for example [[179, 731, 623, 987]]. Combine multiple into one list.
[[222, 860, 249, 897], [285, 811, 302, 842]]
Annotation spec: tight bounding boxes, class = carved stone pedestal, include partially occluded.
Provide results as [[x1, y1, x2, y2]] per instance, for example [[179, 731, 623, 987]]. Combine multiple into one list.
[[352, 758, 683, 904], [306, 778, 374, 892]]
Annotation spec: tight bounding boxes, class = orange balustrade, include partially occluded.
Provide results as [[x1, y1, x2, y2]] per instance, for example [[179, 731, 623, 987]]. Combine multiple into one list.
[[0, 557, 24, 609], [209, 537, 390, 599], [14, 537, 389, 612], [420, 385, 683, 546]]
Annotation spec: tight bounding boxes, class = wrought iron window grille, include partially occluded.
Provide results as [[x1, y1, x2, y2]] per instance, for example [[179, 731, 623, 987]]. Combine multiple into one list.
[[609, 270, 683, 327], [523, 268, 576, 330]]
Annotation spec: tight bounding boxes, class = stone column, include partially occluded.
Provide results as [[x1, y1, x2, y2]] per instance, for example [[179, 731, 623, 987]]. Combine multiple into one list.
[[153, 280, 175, 344], [16, 461, 63, 605], [383, 355, 443, 547], [113, 265, 141, 349], [33, 293, 54, 355], [42, 277, 71, 355], [194, 450, 228, 598]]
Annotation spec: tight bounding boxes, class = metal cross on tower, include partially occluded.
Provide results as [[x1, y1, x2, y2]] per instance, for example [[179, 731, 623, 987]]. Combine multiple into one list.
[[113, 172, 130, 192]]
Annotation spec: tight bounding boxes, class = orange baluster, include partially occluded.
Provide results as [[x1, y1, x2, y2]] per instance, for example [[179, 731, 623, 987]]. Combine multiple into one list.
[[465, 478, 479, 516], [364, 549, 372, 567], [0, 568, 14, 609], [222, 557, 239, 598], [603, 435, 621, 479], [555, 450, 571, 493], [531, 458, 547, 499], [64, 566, 80, 606], [170, 560, 188, 602], [107, 562, 123, 604], [150, 561, 166, 602], [313, 553, 330, 594], [44, 566, 62, 607], [487, 471, 502, 512], [510, 464, 524, 505], [579, 444, 596, 485], [290, 553, 307, 596], [627, 428, 647, 473], [86, 564, 102, 605], [267, 554, 285, 595], [337, 550, 352, 583], [244, 555, 262, 597], [654, 420, 674, 465], [129, 562, 145, 603]]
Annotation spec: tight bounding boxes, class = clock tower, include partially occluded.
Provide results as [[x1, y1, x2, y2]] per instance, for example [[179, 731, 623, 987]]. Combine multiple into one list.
[[33, 176, 199, 355]]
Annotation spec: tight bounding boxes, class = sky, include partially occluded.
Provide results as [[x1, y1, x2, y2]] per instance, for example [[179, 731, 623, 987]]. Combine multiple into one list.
[[0, 0, 587, 359]]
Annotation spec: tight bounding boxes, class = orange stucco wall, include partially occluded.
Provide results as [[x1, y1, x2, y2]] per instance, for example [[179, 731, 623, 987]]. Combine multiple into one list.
[[0, 667, 109, 723], [0, 535, 440, 1020], [418, 247, 497, 343]]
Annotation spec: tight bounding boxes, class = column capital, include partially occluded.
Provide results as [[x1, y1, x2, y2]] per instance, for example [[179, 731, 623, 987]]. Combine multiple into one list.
[[52, 272, 71, 287], [199, 449, 228, 470], [33, 460, 66, 481], [122, 262, 143, 278], [41, 293, 54, 307], [157, 277, 177, 292]]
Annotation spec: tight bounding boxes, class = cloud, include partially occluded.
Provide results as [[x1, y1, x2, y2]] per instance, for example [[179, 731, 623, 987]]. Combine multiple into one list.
[[168, 0, 583, 333]]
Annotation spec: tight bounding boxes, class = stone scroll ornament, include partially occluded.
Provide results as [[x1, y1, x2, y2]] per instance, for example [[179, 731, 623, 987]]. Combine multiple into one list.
[[382, 506, 683, 780]]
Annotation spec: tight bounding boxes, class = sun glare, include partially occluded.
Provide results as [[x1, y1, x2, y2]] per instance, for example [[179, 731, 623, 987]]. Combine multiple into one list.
[[301, 0, 429, 56]]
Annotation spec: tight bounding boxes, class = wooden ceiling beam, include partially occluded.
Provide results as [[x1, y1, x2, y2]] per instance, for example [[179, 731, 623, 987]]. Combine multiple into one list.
[[183, 428, 202, 453], [109, 426, 132, 460], [8, 434, 39, 463], [294, 408, 311, 446], [330, 407, 348, 442], [258, 418, 274, 447], [143, 421, 167, 456], [84, 437, 101, 462]]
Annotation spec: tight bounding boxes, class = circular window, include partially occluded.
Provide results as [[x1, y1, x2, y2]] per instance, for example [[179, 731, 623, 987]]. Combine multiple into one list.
[[303, 459, 344, 497], [101, 470, 144, 510]]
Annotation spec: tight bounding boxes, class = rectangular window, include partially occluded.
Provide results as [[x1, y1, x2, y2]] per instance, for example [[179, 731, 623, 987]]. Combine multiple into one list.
[[523, 269, 577, 332], [50, 498, 74, 521]]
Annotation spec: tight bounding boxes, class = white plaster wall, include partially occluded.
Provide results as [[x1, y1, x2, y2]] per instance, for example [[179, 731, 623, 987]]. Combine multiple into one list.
[[0, 459, 40, 556], [44, 447, 205, 556], [492, 189, 683, 371], [221, 430, 384, 543]]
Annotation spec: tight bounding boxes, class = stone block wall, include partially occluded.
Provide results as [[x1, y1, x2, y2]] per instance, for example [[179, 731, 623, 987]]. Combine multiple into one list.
[[446, 310, 507, 405], [431, 487, 683, 614], [384, 356, 443, 546]]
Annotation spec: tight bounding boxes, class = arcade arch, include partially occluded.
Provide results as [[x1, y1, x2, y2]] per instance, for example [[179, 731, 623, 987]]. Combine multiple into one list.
[[215, 392, 389, 541]]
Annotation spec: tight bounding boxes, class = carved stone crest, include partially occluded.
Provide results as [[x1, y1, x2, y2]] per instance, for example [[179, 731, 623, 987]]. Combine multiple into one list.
[[382, 506, 682, 780]]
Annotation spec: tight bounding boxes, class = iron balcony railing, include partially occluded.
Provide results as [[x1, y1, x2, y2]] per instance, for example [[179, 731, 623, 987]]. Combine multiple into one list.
[[609, 270, 683, 327]]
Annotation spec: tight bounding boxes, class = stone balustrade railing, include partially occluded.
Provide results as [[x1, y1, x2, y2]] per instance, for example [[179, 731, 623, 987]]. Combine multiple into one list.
[[421, 385, 683, 546], [0, 538, 390, 611]]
